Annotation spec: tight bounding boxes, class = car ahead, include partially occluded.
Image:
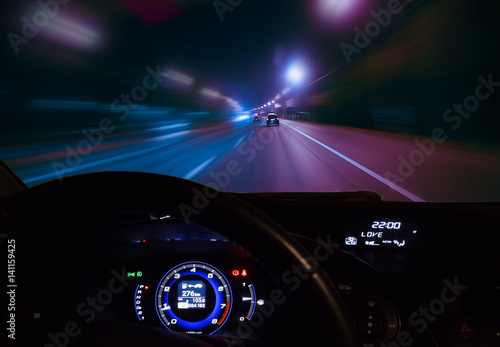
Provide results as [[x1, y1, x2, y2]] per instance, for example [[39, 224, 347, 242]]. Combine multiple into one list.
[[251, 114, 261, 123], [266, 113, 279, 126]]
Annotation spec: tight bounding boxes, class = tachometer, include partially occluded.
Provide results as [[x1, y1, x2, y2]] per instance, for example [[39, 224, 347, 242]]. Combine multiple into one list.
[[155, 261, 232, 335]]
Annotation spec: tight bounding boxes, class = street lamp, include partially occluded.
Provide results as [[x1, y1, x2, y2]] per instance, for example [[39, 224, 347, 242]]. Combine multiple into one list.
[[286, 62, 306, 85]]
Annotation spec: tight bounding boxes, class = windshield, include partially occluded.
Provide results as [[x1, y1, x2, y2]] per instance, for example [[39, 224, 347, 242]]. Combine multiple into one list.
[[1, 0, 499, 201]]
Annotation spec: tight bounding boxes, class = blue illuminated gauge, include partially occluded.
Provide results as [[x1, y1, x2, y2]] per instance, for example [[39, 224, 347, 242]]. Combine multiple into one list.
[[155, 262, 232, 335]]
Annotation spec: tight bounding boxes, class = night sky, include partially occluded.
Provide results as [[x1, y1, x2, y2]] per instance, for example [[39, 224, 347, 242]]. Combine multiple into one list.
[[1, 0, 498, 109]]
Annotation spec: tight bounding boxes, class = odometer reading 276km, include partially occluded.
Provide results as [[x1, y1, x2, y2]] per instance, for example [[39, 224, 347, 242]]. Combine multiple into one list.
[[155, 262, 232, 335]]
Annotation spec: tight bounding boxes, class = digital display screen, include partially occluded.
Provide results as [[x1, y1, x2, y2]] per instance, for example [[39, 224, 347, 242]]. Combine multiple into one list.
[[344, 220, 420, 248], [177, 280, 206, 309]]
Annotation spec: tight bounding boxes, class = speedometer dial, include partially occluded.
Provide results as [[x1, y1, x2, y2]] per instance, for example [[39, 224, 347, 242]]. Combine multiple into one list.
[[155, 261, 232, 335]]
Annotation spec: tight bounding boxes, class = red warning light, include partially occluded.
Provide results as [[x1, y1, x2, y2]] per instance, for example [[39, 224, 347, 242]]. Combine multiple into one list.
[[241, 269, 247, 277], [232, 270, 240, 276], [144, 286, 149, 290]]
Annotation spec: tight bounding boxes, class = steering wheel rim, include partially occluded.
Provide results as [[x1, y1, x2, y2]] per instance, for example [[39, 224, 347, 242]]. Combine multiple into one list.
[[6, 171, 359, 346]]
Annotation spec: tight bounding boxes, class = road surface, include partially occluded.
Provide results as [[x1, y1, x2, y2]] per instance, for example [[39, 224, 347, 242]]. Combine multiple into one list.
[[2, 118, 499, 201]]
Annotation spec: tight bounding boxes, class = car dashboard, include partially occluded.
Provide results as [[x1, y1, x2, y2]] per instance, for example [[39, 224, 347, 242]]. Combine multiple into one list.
[[21, 220, 274, 344], [2, 175, 500, 347]]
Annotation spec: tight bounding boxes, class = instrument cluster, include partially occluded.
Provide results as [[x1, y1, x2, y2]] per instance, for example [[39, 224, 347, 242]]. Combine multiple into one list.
[[128, 256, 269, 339]]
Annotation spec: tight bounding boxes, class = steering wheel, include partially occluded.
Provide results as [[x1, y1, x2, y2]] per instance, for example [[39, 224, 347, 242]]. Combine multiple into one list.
[[5, 172, 359, 346]]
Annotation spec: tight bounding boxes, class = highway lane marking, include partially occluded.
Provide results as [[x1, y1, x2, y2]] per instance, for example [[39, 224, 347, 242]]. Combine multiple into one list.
[[148, 122, 191, 132], [184, 156, 216, 180], [147, 130, 191, 142], [232, 135, 245, 149], [283, 122, 425, 202]]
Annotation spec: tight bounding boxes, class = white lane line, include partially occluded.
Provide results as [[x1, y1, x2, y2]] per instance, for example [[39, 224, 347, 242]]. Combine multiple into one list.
[[232, 135, 245, 149], [283, 123, 425, 202], [184, 156, 216, 180], [148, 130, 191, 142], [148, 122, 191, 132]]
